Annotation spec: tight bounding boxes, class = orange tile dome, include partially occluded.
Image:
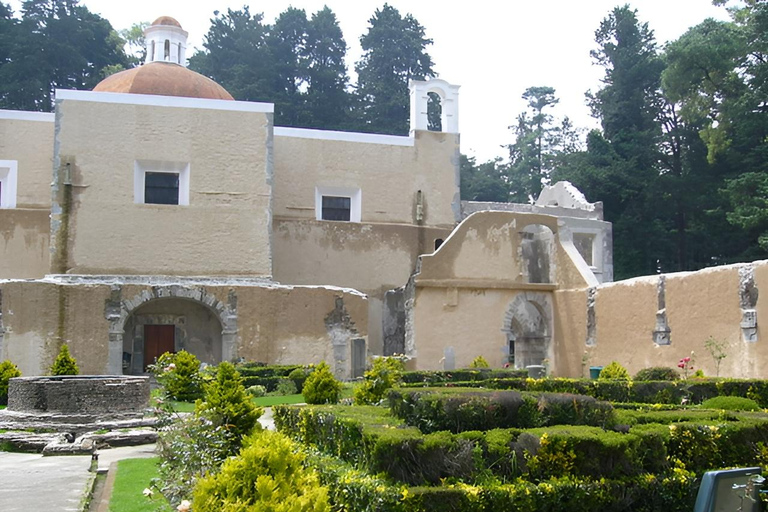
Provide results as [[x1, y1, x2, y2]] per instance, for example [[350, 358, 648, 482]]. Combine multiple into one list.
[[151, 16, 182, 27], [93, 62, 234, 101]]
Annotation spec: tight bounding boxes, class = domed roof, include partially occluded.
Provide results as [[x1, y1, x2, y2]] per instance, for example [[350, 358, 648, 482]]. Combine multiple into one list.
[[151, 16, 182, 27], [93, 62, 234, 101]]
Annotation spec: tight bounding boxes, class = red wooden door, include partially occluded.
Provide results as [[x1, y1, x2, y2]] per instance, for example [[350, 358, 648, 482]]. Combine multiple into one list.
[[144, 325, 175, 370]]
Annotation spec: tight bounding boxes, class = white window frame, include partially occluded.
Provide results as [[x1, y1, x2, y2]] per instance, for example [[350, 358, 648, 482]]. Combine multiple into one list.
[[572, 229, 602, 270], [134, 160, 190, 205], [0, 160, 18, 209], [315, 186, 361, 222]]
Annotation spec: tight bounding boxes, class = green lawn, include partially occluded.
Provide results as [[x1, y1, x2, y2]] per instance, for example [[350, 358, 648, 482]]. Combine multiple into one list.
[[168, 400, 195, 413], [252, 393, 305, 407], [0, 405, 6, 410], [109, 457, 172, 512]]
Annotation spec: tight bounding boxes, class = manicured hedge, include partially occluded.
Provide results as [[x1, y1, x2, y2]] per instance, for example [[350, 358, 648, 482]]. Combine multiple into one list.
[[488, 377, 768, 407], [275, 403, 768, 484], [401, 368, 527, 386], [235, 364, 305, 392], [388, 388, 616, 433], [308, 451, 700, 512]]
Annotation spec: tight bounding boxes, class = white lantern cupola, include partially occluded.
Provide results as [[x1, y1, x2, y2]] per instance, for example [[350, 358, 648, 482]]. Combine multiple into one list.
[[144, 16, 189, 66]]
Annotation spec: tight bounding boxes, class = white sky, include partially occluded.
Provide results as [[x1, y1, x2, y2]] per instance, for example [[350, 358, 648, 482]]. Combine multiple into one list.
[[8, 0, 731, 161]]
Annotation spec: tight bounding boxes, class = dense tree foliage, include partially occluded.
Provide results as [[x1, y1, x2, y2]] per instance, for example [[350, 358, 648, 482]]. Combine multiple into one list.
[[0, 0, 127, 111], [353, 3, 436, 135]]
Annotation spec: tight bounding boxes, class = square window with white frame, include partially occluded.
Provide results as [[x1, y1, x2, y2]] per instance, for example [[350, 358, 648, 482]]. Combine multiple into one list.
[[0, 160, 18, 209], [315, 186, 361, 222], [134, 160, 189, 206]]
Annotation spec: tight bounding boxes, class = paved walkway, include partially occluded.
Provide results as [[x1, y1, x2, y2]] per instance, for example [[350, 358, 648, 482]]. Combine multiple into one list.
[[0, 451, 93, 512], [0, 408, 277, 511]]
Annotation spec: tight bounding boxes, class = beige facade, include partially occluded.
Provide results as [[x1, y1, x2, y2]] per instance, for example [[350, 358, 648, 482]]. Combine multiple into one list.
[[50, 91, 273, 276]]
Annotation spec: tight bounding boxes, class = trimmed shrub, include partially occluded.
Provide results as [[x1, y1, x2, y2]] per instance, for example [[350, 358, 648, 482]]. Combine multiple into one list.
[[0, 360, 21, 405], [288, 366, 309, 392], [247, 385, 267, 397], [700, 396, 760, 411], [469, 356, 490, 368], [389, 388, 615, 433], [193, 430, 330, 512], [274, 378, 299, 396], [634, 367, 680, 381], [153, 350, 203, 402], [401, 368, 527, 385], [236, 364, 305, 391], [303, 362, 341, 404], [598, 361, 630, 381], [354, 356, 404, 405], [50, 343, 79, 375], [195, 361, 262, 455]]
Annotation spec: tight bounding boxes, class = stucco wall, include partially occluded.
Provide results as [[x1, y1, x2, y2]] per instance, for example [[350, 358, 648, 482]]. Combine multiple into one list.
[[0, 209, 49, 279], [554, 261, 767, 379], [51, 94, 273, 276], [0, 278, 368, 379], [0, 113, 54, 208], [272, 130, 460, 228]]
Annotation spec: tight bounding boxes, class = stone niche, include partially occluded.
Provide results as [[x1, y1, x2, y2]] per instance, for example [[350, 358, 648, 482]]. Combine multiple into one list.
[[7, 375, 149, 416]]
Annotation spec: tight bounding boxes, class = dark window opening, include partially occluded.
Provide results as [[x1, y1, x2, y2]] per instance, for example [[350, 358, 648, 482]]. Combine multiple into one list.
[[434, 238, 444, 251], [322, 195, 350, 221], [149, 40, 155, 61], [427, 92, 442, 131], [164, 39, 170, 60], [145, 172, 179, 205]]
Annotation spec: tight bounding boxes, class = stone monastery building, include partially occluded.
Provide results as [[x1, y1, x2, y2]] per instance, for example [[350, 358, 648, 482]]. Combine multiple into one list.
[[0, 17, 763, 380]]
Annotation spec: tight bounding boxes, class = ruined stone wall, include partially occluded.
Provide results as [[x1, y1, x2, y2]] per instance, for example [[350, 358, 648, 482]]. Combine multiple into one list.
[[553, 260, 767, 379], [0, 278, 368, 380], [272, 129, 460, 228], [51, 93, 273, 276], [7, 376, 149, 414]]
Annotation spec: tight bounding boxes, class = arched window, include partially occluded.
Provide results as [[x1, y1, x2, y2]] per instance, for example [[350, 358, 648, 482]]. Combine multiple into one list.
[[164, 39, 170, 61], [427, 92, 442, 131]]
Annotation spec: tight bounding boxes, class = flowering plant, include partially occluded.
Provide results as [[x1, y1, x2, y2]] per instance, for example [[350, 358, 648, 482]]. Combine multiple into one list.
[[677, 352, 695, 379]]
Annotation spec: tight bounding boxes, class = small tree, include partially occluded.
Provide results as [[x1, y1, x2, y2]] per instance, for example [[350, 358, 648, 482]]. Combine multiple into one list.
[[50, 344, 79, 375], [469, 355, 490, 368], [598, 361, 630, 381], [353, 356, 404, 405], [302, 362, 341, 405], [153, 350, 203, 402], [704, 336, 728, 377], [0, 360, 21, 405], [194, 362, 262, 455]]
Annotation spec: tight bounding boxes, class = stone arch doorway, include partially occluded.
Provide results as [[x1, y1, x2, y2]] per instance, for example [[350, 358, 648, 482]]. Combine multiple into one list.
[[502, 292, 552, 369], [122, 298, 223, 374], [106, 286, 237, 375]]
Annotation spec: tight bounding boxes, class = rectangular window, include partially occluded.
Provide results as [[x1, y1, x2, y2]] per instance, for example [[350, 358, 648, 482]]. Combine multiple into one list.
[[145, 172, 179, 205], [0, 160, 18, 209], [314, 186, 361, 222], [573, 232, 595, 266], [134, 160, 189, 205], [322, 195, 351, 221]]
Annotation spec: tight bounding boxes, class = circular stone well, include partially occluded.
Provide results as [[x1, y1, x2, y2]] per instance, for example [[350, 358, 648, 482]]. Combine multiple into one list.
[[7, 375, 150, 415]]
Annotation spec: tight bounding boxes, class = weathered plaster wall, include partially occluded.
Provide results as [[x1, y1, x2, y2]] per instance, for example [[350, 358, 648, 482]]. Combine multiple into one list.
[[52, 96, 272, 276], [0, 279, 368, 379], [411, 287, 525, 370], [0, 209, 49, 279], [554, 261, 767, 379], [273, 130, 460, 228], [272, 219, 451, 353], [0, 114, 54, 207]]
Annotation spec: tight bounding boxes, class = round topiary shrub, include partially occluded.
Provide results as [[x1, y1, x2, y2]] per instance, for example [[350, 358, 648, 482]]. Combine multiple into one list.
[[302, 362, 341, 405], [50, 344, 79, 376], [288, 367, 308, 392], [192, 430, 329, 512], [598, 361, 630, 381], [247, 385, 267, 398], [700, 396, 760, 411], [0, 360, 21, 405], [633, 366, 679, 381], [275, 378, 298, 396]]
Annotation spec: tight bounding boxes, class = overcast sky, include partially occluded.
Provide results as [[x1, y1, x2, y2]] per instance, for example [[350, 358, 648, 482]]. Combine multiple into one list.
[[8, 0, 731, 161]]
